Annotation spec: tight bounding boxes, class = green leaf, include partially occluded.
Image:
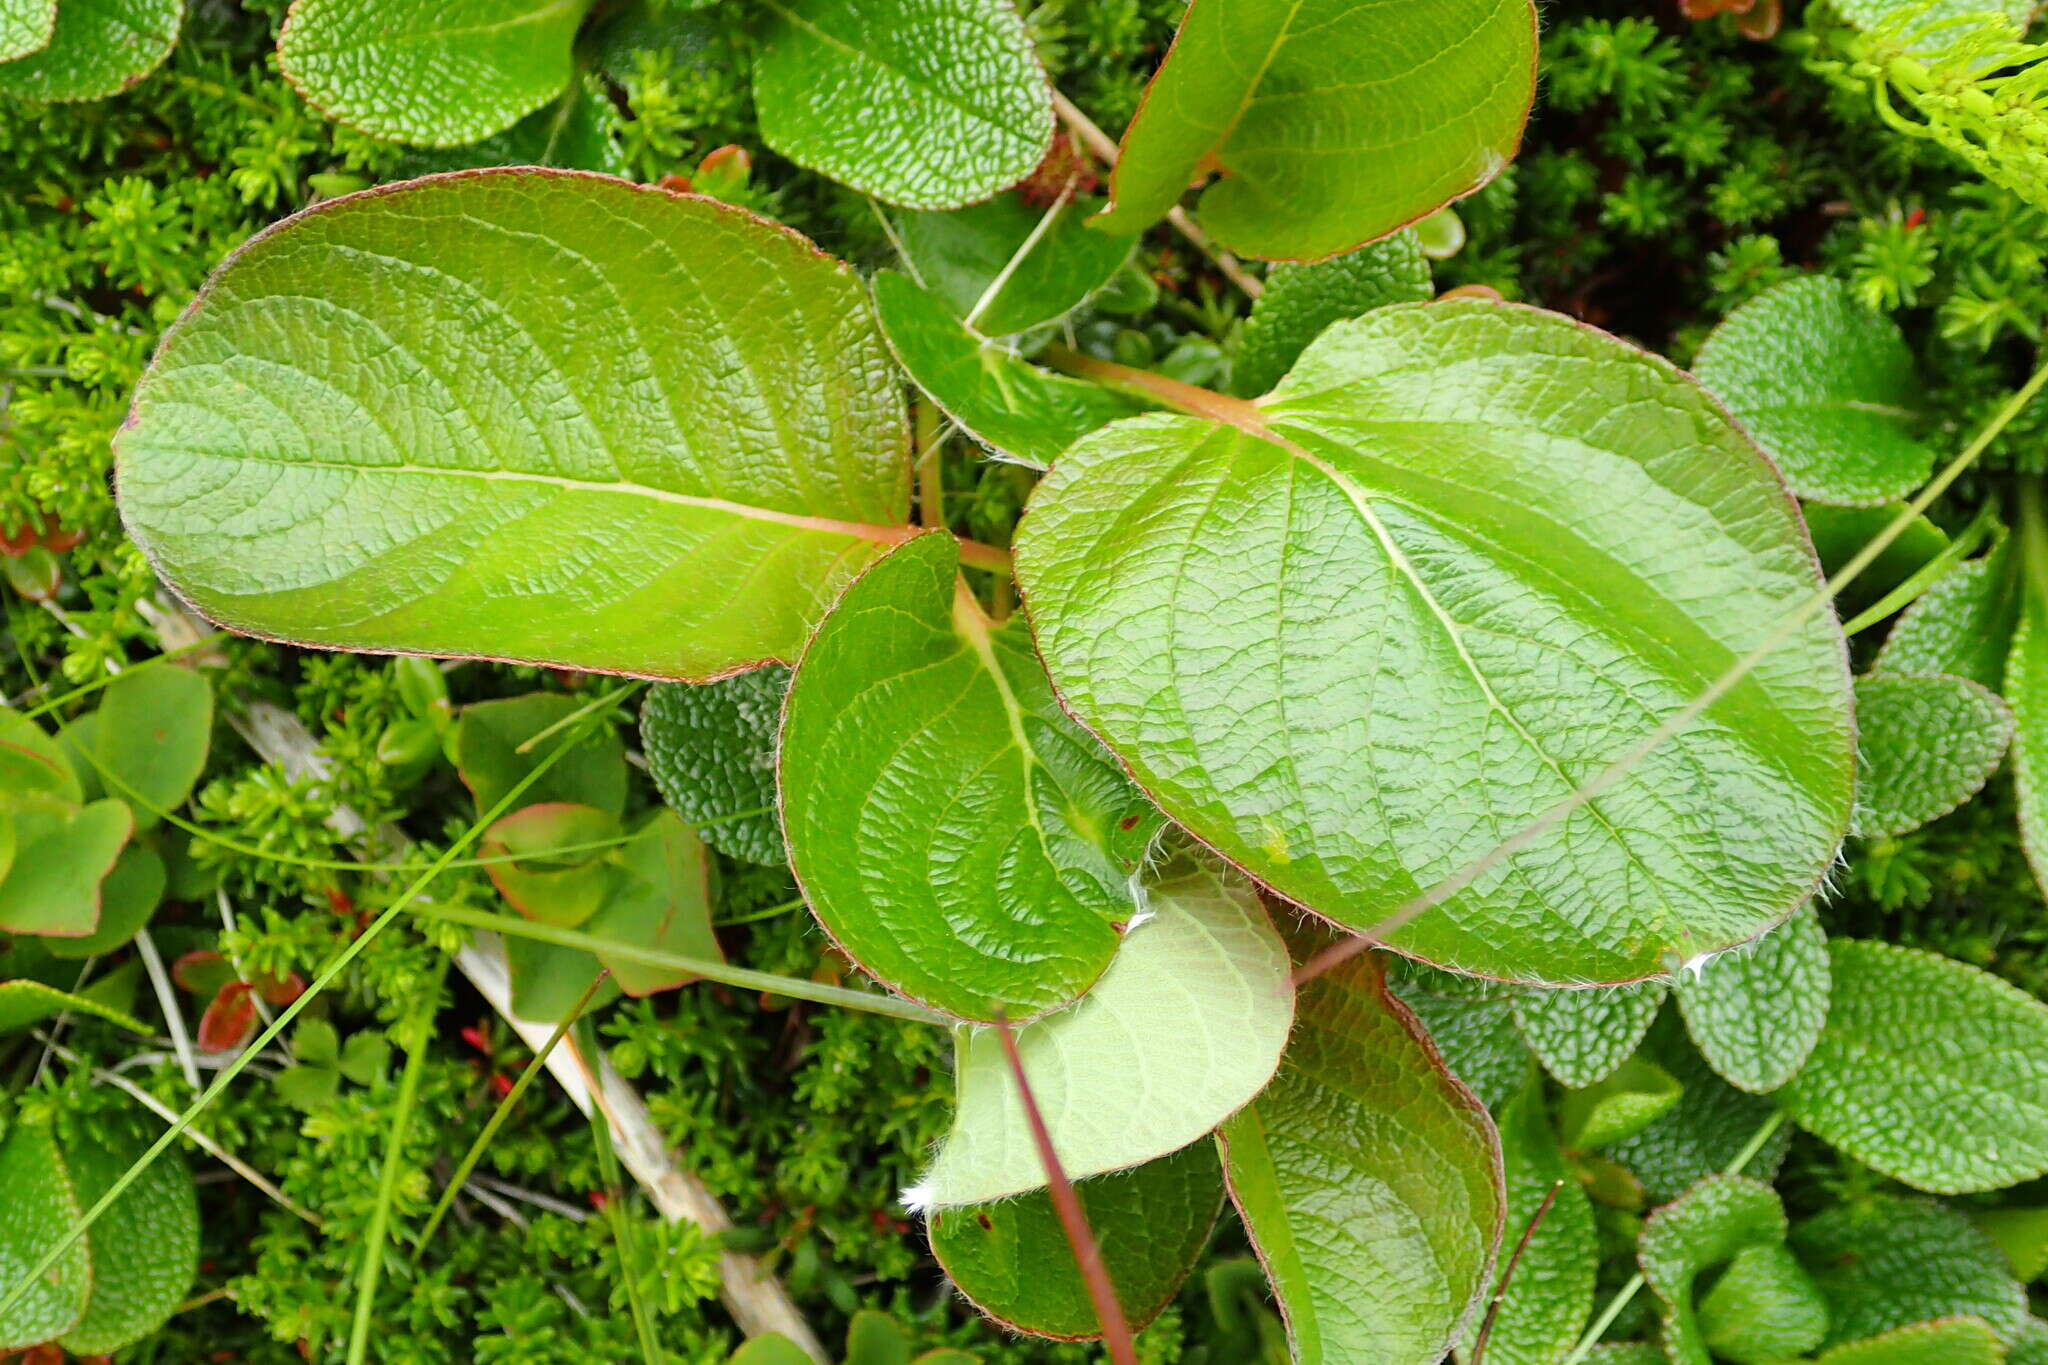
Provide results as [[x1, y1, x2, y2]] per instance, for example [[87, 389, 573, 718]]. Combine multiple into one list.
[[1557, 1057, 1683, 1151], [1971, 1207, 2048, 1282], [731, 1334, 816, 1365], [1455, 1072, 1597, 1365], [0, 798, 132, 937], [482, 803, 621, 927], [1818, 1318, 2003, 1365], [1, 707, 82, 803], [1852, 672, 2011, 837], [1388, 973, 1530, 1113], [456, 693, 627, 822], [892, 192, 1133, 337], [1806, 503, 1950, 615], [845, 1309, 911, 1365], [1605, 1011, 1789, 1204], [1233, 233, 1434, 397], [751, 0, 1051, 209], [1873, 542, 2018, 690], [1016, 302, 1855, 985], [1697, 1243, 1830, 1365], [58, 1129, 198, 1355], [277, 0, 595, 146], [873, 271, 1146, 470], [1636, 1175, 1787, 1365], [911, 850, 1291, 1207], [1833, 0, 2035, 39], [505, 936, 617, 1023], [642, 669, 787, 865], [783, 534, 1152, 1021], [2008, 599, 2048, 900], [391, 78, 627, 177], [1513, 983, 1666, 1089], [1792, 1197, 2030, 1349], [115, 170, 913, 681], [0, 0, 53, 61], [1218, 949, 1502, 1365], [42, 842, 162, 961], [581, 810, 722, 997], [1781, 940, 2048, 1194], [0, 1122, 89, 1349], [0, 0, 180, 102], [930, 1142, 1223, 1339], [90, 663, 211, 830], [0, 978, 148, 1034], [1693, 277, 1931, 506], [274, 1063, 341, 1112], [1672, 905, 1830, 1094], [1093, 0, 1536, 261]]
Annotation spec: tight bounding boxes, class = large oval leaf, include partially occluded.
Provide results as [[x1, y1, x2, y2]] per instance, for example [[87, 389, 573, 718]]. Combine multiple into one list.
[[909, 851, 1292, 1208], [278, 0, 594, 146], [115, 170, 912, 681], [1218, 950, 1502, 1365], [751, 0, 1052, 209], [1094, 0, 1537, 261], [782, 533, 1153, 1022], [1017, 302, 1855, 985], [0, 0, 181, 102]]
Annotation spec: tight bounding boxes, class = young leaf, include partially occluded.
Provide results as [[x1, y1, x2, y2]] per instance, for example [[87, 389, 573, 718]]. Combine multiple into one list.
[[873, 271, 1146, 470], [0, 0, 53, 61], [910, 851, 1291, 1207], [57, 1132, 197, 1355], [1874, 541, 2018, 689], [456, 693, 627, 822], [1093, 0, 1536, 261], [1782, 940, 2048, 1193], [277, 0, 595, 146], [0, 798, 132, 937], [1604, 1012, 1789, 1204], [781, 534, 1153, 1022], [1672, 905, 1829, 1094], [929, 1141, 1223, 1339], [1234, 232, 1434, 397], [0, 978, 148, 1034], [1513, 983, 1666, 1089], [115, 170, 914, 681], [90, 663, 211, 830], [751, 0, 1052, 210], [1218, 949, 1503, 1365], [43, 843, 164, 960], [1693, 277, 1932, 506], [1636, 1175, 1788, 1365], [580, 810, 722, 997], [642, 668, 788, 865], [1817, 1318, 2002, 1365], [1696, 1244, 1829, 1365], [892, 192, 1133, 338], [1792, 1197, 2030, 1349], [0, 0, 181, 102], [1557, 1057, 1684, 1151], [1016, 302, 1855, 985], [0, 1123, 90, 1349], [1852, 672, 2011, 837], [1, 707, 81, 802]]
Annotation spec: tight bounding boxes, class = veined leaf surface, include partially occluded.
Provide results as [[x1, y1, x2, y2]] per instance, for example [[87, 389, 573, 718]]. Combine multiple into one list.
[[1793, 1197, 2031, 1349], [115, 170, 912, 681], [1234, 232, 1434, 398], [1874, 542, 2017, 689], [1851, 672, 2011, 838], [0, 1123, 89, 1349], [642, 668, 789, 865], [782, 534, 1152, 1022], [57, 1133, 197, 1355], [1637, 1176, 1789, 1365], [1513, 982, 1666, 1089], [0, 0, 180, 101], [1673, 904, 1829, 1093], [0, 0, 54, 61], [1017, 302, 1855, 985], [1094, 0, 1537, 261]]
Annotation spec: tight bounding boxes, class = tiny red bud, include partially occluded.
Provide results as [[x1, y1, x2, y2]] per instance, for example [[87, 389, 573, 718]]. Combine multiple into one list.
[[460, 1025, 491, 1053], [489, 1073, 514, 1099]]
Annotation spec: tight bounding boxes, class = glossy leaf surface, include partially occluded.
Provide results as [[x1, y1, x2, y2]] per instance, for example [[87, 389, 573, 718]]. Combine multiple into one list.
[[1234, 232, 1433, 397], [642, 668, 788, 865], [278, 0, 594, 146], [1018, 302, 1855, 985], [1673, 904, 1829, 1093], [1219, 950, 1502, 1365], [752, 0, 1051, 209], [1513, 983, 1665, 1089], [1095, 0, 1536, 260], [912, 852, 1291, 1207], [1782, 940, 2048, 1193], [1694, 277, 1931, 506], [1637, 1176, 1787, 1365], [1852, 672, 2011, 837], [929, 1142, 1223, 1339], [0, 0, 180, 101], [1874, 541, 2017, 689], [116, 170, 912, 681]]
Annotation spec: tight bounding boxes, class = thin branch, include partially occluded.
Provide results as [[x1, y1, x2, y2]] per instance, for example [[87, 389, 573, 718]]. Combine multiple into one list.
[[1469, 1180, 1562, 1365]]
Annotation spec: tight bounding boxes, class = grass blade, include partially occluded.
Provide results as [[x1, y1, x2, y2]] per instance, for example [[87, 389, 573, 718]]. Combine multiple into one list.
[[580, 1018, 666, 1365]]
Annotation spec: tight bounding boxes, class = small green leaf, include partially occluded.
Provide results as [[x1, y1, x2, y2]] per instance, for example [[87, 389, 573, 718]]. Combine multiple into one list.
[[845, 1309, 911, 1365], [580, 810, 722, 997], [1388, 973, 1530, 1113], [115, 171, 913, 682], [1833, 0, 2034, 38], [1636, 1175, 1788, 1365], [1, 707, 81, 803], [505, 936, 617, 1024], [873, 271, 1146, 469], [1233, 232, 1434, 397], [0, 1122, 90, 1349], [482, 804, 621, 927], [1017, 302, 1855, 985], [1851, 672, 2012, 838], [1806, 503, 1951, 611], [456, 694, 627, 821], [1513, 983, 1666, 1089], [58, 1129, 198, 1355], [911, 850, 1291, 1207], [1557, 1057, 1683, 1151], [391, 78, 627, 177], [1696, 1244, 1830, 1365], [1971, 1207, 2048, 1282], [0, 0, 180, 102], [0, 978, 148, 1035], [0, 0, 53, 61], [930, 1142, 1223, 1339], [783, 534, 1152, 1022], [1781, 940, 2048, 1194], [1792, 1197, 2030, 1349], [731, 1333, 817, 1365], [278, 0, 595, 146], [1219, 950, 1502, 1365], [751, 0, 1052, 209], [892, 192, 1133, 337], [1817, 1318, 2003, 1365], [90, 663, 212, 830], [1094, 0, 1536, 261], [43, 841, 165, 959], [1874, 541, 2019, 689], [1673, 905, 1829, 1094], [1605, 1012, 1789, 1204], [642, 668, 788, 866], [0, 798, 132, 937], [295, 1017, 340, 1067]]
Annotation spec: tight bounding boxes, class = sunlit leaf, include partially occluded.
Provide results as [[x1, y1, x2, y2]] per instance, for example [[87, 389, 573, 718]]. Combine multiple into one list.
[[0, 0, 180, 102], [1852, 672, 2011, 838], [1673, 905, 1829, 1093]]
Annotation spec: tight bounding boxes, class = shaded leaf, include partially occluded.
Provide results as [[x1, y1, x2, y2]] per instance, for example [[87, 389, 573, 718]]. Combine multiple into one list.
[[58, 1129, 198, 1355], [0, 978, 147, 1035], [1557, 1057, 1683, 1152], [90, 663, 211, 830], [456, 693, 627, 823], [42, 841, 164, 959], [506, 937, 617, 1024], [1696, 1244, 1829, 1365], [0, 1122, 90, 1350], [1390, 977, 1530, 1114], [0, 0, 180, 101], [893, 191, 1132, 337], [730, 1334, 815, 1365], [1604, 1011, 1789, 1204], [1234, 232, 1434, 397], [1873, 541, 2018, 689], [1673, 905, 1829, 1094], [2007, 598, 2048, 900], [482, 803, 621, 927], [391, 78, 626, 177], [581, 810, 722, 997], [1636, 1175, 1787, 1365], [1792, 1197, 2030, 1349], [1806, 503, 1950, 618], [1851, 672, 2011, 838], [642, 668, 788, 865], [0, 707, 81, 803], [1971, 1207, 2048, 1282], [1513, 983, 1665, 1089]]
